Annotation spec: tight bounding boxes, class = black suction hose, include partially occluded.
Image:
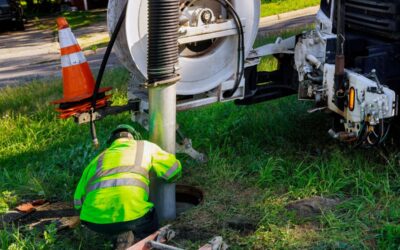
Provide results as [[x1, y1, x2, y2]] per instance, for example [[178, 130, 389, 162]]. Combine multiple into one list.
[[147, 0, 180, 83], [89, 2, 128, 147]]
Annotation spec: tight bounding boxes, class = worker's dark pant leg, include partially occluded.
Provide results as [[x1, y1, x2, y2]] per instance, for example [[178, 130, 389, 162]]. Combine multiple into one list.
[[82, 209, 159, 239]]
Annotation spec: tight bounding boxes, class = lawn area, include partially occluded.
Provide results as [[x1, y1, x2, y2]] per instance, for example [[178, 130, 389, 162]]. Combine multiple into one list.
[[32, 9, 106, 31], [62, 9, 106, 30], [29, 0, 320, 31], [28, 0, 319, 32], [1, 64, 400, 249], [261, 0, 320, 17]]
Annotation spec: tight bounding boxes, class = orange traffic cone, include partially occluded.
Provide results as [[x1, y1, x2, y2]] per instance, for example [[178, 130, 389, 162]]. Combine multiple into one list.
[[52, 17, 112, 119]]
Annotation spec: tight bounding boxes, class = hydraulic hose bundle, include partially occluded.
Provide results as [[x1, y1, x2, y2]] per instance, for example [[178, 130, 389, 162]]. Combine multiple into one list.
[[183, 0, 245, 98]]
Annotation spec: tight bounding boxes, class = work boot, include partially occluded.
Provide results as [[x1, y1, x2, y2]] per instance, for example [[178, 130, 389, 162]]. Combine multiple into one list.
[[114, 231, 134, 250]]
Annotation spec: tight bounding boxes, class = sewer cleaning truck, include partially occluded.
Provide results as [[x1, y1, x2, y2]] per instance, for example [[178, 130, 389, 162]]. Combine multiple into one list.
[[99, 0, 400, 148], [53, 0, 400, 220]]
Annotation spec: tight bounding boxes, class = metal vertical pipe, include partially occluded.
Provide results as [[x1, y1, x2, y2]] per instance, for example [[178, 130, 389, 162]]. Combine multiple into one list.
[[149, 84, 177, 221], [147, 0, 180, 222]]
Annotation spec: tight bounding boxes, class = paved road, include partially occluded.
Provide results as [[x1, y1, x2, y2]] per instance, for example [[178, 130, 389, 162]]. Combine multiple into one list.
[[0, 20, 118, 87], [258, 14, 316, 36], [0, 11, 317, 87]]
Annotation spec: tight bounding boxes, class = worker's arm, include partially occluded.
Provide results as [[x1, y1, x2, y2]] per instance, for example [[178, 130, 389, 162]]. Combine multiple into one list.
[[73, 156, 98, 210], [149, 142, 182, 183]]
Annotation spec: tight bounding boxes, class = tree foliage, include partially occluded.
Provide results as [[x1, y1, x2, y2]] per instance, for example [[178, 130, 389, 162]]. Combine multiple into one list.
[[22, 0, 63, 14]]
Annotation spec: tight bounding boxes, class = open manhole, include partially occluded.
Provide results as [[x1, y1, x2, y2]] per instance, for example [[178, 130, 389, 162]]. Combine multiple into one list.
[[176, 185, 203, 215]]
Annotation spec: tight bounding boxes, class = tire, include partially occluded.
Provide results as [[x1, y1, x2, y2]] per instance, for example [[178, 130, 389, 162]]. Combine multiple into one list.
[[15, 21, 25, 31]]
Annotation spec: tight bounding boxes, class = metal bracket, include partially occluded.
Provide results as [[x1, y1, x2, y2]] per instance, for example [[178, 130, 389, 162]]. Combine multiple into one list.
[[147, 241, 184, 250], [199, 236, 229, 250], [134, 112, 208, 163], [176, 128, 208, 163], [145, 75, 181, 88], [127, 225, 178, 250], [74, 100, 141, 125], [146, 225, 183, 250], [176, 138, 208, 163], [249, 36, 296, 59], [156, 225, 176, 242], [178, 18, 246, 45], [307, 106, 327, 113]]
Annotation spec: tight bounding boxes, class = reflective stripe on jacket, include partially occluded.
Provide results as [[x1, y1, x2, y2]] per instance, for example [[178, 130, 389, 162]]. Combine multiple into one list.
[[73, 138, 182, 224]]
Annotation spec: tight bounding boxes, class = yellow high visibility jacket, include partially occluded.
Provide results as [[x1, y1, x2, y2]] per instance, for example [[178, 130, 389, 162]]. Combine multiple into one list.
[[73, 138, 182, 224]]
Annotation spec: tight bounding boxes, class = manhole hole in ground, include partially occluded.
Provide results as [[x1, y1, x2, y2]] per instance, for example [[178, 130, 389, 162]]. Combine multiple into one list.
[[176, 185, 203, 215]]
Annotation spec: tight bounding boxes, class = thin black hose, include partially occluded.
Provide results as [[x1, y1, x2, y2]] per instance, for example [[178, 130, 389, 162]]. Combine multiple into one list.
[[185, 0, 245, 98], [218, 0, 245, 98], [91, 2, 128, 109], [379, 123, 391, 144], [89, 2, 128, 147]]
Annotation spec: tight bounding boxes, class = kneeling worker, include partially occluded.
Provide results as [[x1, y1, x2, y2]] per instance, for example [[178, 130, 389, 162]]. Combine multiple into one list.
[[73, 124, 182, 249]]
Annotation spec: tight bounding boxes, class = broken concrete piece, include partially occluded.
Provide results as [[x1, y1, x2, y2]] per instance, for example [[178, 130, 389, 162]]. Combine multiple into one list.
[[285, 196, 341, 218]]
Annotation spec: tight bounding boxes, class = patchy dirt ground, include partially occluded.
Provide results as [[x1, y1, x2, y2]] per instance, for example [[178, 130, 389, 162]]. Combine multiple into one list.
[[0, 17, 118, 87]]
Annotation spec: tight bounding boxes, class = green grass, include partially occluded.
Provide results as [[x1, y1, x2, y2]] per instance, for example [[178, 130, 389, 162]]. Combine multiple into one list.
[[32, 9, 106, 31], [1, 24, 400, 248], [261, 0, 320, 17], [82, 37, 111, 52], [62, 9, 106, 30], [1, 66, 400, 249]]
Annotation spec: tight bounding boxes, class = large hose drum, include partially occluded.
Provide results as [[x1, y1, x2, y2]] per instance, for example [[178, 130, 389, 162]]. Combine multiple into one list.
[[108, 0, 260, 96]]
